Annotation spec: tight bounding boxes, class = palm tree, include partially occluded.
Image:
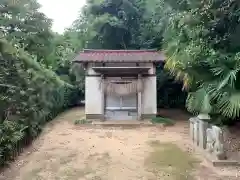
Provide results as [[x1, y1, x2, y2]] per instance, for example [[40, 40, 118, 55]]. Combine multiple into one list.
[[162, 0, 240, 122]]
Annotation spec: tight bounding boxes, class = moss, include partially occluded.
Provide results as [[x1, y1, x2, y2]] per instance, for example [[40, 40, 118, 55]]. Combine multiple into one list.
[[74, 119, 92, 125], [151, 117, 175, 126], [145, 141, 199, 180]]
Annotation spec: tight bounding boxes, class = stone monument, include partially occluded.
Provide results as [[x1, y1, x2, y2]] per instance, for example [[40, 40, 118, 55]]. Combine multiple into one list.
[[197, 114, 209, 149], [206, 125, 227, 160], [189, 117, 199, 145], [189, 114, 209, 148]]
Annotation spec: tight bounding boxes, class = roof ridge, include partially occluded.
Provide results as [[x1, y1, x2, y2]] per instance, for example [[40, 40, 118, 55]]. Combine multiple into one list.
[[73, 49, 165, 63]]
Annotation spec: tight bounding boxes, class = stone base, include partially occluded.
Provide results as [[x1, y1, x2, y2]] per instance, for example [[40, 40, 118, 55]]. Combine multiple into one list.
[[86, 114, 157, 121], [141, 114, 156, 119], [86, 114, 104, 120], [205, 152, 240, 167], [192, 143, 240, 167], [91, 120, 155, 128]]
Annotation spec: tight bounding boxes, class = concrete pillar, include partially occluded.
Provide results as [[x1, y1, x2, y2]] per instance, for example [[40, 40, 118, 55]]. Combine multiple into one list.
[[198, 119, 208, 149], [138, 92, 142, 120], [189, 117, 195, 142], [101, 75, 105, 121], [142, 76, 157, 117], [197, 114, 210, 149], [193, 119, 199, 146], [85, 76, 103, 118], [137, 74, 142, 120]]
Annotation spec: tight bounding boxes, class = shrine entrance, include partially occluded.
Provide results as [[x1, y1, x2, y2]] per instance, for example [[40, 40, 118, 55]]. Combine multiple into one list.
[[104, 78, 138, 120], [93, 67, 148, 120]]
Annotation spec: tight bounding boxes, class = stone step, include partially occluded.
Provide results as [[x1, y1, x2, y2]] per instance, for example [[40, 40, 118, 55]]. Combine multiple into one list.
[[90, 120, 155, 128]]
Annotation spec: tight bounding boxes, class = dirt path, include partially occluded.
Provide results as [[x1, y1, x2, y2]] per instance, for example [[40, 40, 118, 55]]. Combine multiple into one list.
[[0, 108, 239, 180]]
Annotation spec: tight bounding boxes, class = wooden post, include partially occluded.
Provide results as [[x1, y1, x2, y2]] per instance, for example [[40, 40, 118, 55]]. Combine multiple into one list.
[[138, 74, 142, 120]]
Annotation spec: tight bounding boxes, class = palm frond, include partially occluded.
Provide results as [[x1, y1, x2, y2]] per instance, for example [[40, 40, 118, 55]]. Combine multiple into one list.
[[216, 92, 240, 118], [217, 69, 238, 90], [186, 88, 212, 114]]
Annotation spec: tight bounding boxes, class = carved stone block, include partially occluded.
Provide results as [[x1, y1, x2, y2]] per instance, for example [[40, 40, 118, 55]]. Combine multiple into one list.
[[189, 117, 195, 141], [194, 119, 200, 146], [198, 119, 208, 149], [206, 125, 227, 160]]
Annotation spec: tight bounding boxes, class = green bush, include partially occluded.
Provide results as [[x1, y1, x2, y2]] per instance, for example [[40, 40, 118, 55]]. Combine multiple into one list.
[[156, 66, 187, 109], [151, 117, 175, 126], [74, 119, 91, 125], [0, 40, 79, 166]]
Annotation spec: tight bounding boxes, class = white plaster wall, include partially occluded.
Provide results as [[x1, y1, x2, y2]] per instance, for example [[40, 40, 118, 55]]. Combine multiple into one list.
[[142, 76, 157, 115], [85, 76, 103, 114], [139, 63, 155, 74], [86, 63, 100, 75], [85, 63, 157, 115]]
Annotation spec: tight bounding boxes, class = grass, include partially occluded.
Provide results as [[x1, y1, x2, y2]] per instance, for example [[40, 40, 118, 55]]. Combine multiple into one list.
[[59, 151, 78, 165], [61, 167, 92, 180], [74, 119, 92, 125], [145, 140, 199, 180], [151, 116, 175, 126], [22, 167, 43, 180]]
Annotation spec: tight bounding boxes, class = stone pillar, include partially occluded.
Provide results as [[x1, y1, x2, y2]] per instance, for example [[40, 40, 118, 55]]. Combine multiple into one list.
[[189, 117, 199, 145], [198, 119, 209, 149], [189, 117, 195, 141], [85, 76, 103, 119], [197, 114, 210, 149], [193, 119, 199, 146], [206, 125, 227, 160]]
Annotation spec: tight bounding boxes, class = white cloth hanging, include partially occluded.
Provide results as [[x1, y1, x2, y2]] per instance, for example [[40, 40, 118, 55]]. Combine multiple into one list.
[[99, 79, 144, 96]]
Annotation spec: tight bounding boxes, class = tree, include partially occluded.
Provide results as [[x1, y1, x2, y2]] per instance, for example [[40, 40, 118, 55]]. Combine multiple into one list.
[[0, 1, 83, 165], [70, 0, 144, 49], [163, 0, 240, 121], [0, 0, 53, 63]]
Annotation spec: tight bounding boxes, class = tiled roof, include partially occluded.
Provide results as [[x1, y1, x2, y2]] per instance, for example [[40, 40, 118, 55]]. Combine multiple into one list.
[[73, 49, 165, 63]]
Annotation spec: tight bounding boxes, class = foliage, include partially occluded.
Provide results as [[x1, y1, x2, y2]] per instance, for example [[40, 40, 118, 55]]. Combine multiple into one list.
[[74, 119, 92, 125], [163, 0, 240, 121], [0, 0, 54, 62], [69, 0, 173, 49], [151, 117, 175, 126], [70, 0, 140, 49], [0, 0, 84, 166], [157, 64, 187, 108], [0, 39, 80, 166]]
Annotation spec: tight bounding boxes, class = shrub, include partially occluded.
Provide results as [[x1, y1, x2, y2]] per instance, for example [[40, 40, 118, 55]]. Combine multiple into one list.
[[0, 40, 79, 166], [74, 119, 91, 125], [151, 117, 175, 126]]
